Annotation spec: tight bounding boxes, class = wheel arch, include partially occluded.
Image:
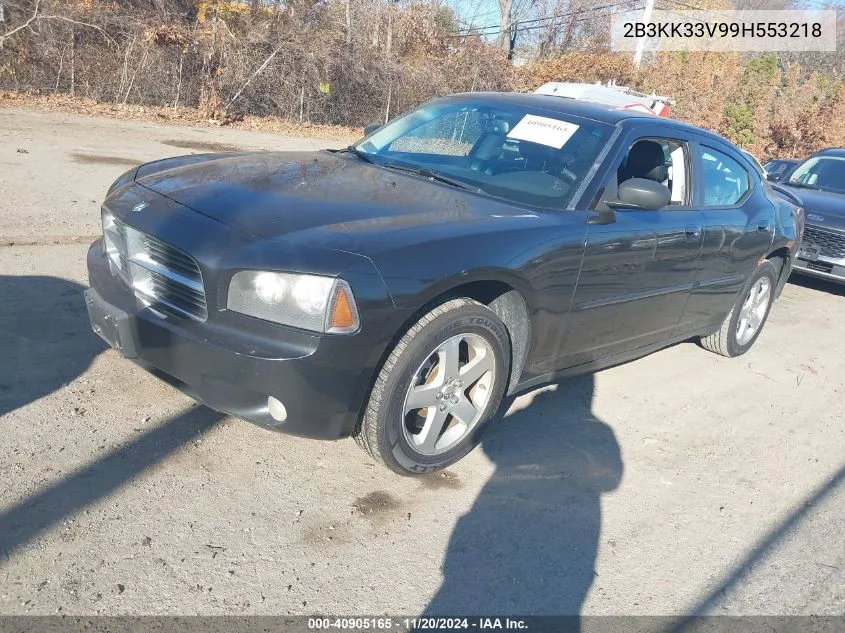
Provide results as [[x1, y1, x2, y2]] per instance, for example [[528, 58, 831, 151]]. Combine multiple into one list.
[[765, 245, 792, 297], [387, 272, 534, 396]]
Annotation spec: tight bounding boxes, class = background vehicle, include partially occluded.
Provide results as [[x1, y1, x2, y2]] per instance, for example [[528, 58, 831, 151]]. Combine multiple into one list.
[[764, 158, 800, 183], [533, 81, 674, 116], [86, 93, 801, 475], [780, 148, 845, 284]]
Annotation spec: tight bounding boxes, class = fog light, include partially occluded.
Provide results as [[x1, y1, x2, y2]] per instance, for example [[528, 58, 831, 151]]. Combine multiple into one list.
[[267, 396, 288, 422]]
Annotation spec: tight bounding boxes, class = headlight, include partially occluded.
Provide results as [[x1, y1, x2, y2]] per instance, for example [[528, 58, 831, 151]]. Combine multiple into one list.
[[227, 271, 360, 334]]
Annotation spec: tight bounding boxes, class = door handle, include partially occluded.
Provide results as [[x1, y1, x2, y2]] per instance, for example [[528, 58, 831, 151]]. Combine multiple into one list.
[[684, 224, 702, 240], [757, 220, 770, 232]]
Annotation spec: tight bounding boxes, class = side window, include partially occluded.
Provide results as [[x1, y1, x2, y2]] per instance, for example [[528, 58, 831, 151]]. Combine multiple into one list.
[[602, 137, 689, 207], [387, 111, 483, 156], [698, 146, 750, 206]]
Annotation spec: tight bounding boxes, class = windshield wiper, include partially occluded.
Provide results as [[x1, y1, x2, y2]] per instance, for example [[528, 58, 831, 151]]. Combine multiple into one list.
[[382, 162, 482, 193], [785, 181, 820, 190], [336, 145, 376, 164]]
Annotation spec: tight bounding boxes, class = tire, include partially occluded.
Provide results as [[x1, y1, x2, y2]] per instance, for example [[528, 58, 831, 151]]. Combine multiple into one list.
[[355, 298, 511, 475], [700, 259, 778, 358]]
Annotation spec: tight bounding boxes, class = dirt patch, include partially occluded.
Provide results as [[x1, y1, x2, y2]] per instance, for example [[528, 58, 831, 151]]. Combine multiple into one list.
[[352, 491, 401, 515], [1, 90, 359, 142], [419, 470, 462, 490], [70, 153, 143, 167], [163, 139, 244, 153], [2, 235, 100, 247]]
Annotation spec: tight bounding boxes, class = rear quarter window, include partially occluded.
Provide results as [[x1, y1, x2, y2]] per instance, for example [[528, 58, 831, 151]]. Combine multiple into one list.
[[698, 146, 751, 207]]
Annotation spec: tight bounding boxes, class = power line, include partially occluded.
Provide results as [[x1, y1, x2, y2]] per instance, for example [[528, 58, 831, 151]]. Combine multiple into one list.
[[452, 0, 641, 36], [457, 0, 638, 32], [466, 2, 628, 35], [659, 0, 736, 18], [450, 6, 645, 38], [799, 0, 843, 10], [662, 0, 840, 23]]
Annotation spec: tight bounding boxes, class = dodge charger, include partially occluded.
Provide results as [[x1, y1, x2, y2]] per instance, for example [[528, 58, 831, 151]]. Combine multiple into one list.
[[85, 93, 803, 475]]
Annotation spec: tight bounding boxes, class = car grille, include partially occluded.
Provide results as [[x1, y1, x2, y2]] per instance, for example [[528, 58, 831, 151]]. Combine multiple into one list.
[[102, 212, 208, 321], [803, 226, 845, 260]]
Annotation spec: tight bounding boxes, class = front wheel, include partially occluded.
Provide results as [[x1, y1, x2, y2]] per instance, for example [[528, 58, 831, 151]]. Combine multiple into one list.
[[355, 298, 510, 475], [700, 259, 778, 358]]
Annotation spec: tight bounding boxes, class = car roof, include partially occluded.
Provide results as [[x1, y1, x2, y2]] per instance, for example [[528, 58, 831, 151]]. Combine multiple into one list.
[[811, 147, 845, 158], [447, 91, 733, 145]]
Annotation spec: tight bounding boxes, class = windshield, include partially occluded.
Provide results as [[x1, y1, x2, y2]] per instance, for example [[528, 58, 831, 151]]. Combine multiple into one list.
[[786, 155, 845, 194], [353, 97, 613, 209]]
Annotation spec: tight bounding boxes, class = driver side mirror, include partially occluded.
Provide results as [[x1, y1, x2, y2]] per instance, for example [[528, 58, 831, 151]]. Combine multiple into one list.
[[607, 178, 672, 210], [767, 173, 783, 182], [363, 124, 381, 136]]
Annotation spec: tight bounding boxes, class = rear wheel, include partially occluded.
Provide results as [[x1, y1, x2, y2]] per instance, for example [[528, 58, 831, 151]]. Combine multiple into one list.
[[355, 298, 510, 475], [700, 259, 778, 358]]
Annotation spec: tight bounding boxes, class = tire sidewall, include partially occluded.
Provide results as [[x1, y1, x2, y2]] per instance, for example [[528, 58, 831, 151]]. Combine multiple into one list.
[[379, 305, 510, 475], [725, 261, 777, 356]]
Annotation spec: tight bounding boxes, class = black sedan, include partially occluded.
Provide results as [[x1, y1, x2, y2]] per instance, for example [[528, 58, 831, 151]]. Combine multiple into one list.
[[776, 147, 845, 284], [85, 93, 802, 475]]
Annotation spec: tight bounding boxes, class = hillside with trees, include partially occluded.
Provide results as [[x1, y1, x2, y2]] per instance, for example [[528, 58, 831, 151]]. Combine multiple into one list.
[[1, 0, 843, 158]]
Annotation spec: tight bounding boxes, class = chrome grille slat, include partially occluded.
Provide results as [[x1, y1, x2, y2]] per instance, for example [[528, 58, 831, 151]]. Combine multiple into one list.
[[104, 213, 208, 322], [143, 238, 199, 273], [803, 227, 845, 259], [150, 276, 207, 309], [129, 252, 204, 292]]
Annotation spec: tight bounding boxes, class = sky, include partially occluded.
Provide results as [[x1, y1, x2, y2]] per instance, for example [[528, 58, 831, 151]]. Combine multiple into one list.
[[441, 0, 845, 35]]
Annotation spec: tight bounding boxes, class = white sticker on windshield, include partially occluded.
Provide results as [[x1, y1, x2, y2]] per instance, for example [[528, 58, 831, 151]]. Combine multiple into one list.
[[507, 115, 580, 149]]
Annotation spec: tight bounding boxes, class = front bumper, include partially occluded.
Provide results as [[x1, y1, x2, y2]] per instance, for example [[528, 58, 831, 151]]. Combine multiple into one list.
[[792, 224, 845, 284], [792, 257, 845, 283], [85, 241, 379, 439]]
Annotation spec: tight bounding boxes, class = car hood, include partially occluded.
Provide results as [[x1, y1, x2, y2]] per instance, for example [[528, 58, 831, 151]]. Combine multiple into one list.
[[780, 186, 845, 231], [134, 150, 528, 253]]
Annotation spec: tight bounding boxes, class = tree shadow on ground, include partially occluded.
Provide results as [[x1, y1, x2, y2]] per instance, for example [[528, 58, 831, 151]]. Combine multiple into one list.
[[425, 374, 623, 622], [0, 275, 106, 418], [0, 274, 223, 557]]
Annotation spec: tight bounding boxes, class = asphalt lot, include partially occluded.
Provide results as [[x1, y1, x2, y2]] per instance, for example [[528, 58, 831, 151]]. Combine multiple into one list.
[[1, 107, 843, 617]]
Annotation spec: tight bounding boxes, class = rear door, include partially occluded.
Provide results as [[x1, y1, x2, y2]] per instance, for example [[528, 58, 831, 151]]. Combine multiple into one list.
[[680, 141, 775, 334], [557, 124, 705, 368]]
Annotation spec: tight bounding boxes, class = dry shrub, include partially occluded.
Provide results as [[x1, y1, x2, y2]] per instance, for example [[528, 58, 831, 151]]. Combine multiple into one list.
[[1, 0, 843, 158], [520, 51, 637, 90], [639, 51, 743, 135]]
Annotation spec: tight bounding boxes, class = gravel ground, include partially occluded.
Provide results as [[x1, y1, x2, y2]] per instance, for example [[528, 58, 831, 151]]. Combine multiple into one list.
[[1, 108, 843, 618]]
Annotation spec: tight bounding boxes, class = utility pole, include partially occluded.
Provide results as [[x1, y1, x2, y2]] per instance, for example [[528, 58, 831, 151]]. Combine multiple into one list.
[[633, 0, 654, 68], [507, 22, 518, 61], [498, 0, 513, 54]]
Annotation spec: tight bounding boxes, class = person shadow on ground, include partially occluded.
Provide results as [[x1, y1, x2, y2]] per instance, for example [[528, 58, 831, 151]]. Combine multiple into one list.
[[425, 373, 623, 624]]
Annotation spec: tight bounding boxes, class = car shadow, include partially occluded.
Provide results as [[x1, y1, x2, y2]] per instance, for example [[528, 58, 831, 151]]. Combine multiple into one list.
[[425, 373, 623, 622], [0, 274, 107, 419], [788, 272, 845, 297]]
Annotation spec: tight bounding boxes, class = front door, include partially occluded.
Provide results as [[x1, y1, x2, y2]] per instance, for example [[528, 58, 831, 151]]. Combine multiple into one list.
[[558, 132, 704, 368]]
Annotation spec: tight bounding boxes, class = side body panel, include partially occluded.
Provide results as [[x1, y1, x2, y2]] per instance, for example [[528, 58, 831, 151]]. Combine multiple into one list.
[[369, 211, 590, 381], [558, 121, 704, 368]]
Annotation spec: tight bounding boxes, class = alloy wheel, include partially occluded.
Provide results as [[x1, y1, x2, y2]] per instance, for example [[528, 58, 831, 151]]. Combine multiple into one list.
[[402, 333, 497, 455], [736, 276, 772, 346]]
